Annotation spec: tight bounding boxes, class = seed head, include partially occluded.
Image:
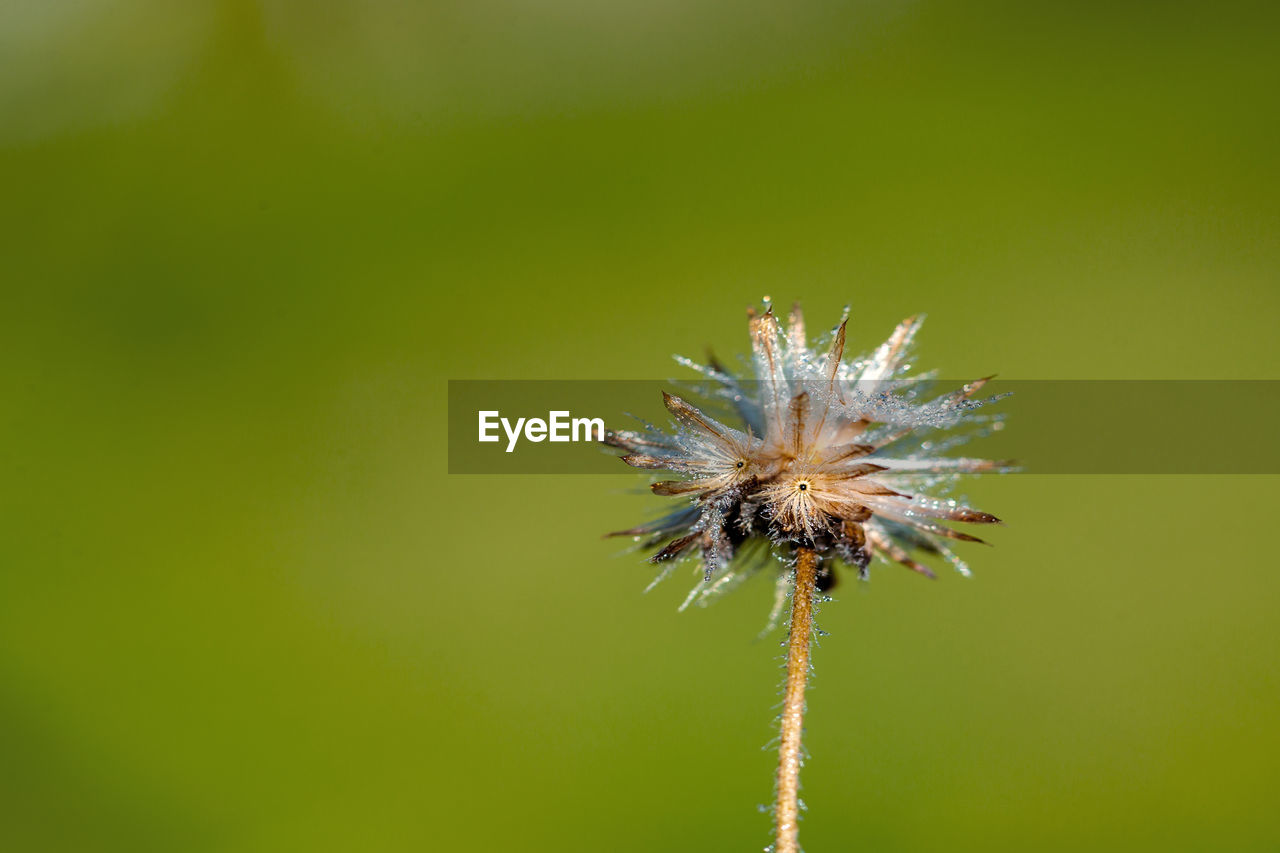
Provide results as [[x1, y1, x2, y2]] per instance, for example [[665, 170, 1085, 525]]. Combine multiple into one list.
[[606, 301, 1007, 611]]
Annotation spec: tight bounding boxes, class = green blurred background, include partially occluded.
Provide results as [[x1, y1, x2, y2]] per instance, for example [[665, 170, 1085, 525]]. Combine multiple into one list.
[[2, 1, 1278, 850]]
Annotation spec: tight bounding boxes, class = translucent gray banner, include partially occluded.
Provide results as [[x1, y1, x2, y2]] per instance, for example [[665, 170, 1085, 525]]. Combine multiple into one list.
[[447, 380, 1279, 474]]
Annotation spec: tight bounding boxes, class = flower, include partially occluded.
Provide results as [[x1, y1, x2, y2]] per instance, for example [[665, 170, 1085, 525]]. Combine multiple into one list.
[[605, 300, 1007, 618]]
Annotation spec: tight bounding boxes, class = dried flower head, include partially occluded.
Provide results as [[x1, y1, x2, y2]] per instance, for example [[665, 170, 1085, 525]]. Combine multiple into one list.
[[606, 300, 1007, 616]]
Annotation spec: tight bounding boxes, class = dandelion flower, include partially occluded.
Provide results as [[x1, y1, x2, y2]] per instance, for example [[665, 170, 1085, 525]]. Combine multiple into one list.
[[604, 300, 1006, 853]]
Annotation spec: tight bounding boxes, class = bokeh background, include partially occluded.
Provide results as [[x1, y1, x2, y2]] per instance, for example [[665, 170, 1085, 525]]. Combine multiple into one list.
[[3, 1, 1278, 851]]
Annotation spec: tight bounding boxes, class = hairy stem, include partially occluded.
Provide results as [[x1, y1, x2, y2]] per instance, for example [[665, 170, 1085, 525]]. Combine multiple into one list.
[[775, 546, 818, 853]]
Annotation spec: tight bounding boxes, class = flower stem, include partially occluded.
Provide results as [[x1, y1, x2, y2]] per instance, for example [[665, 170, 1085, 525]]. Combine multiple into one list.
[[775, 546, 818, 853]]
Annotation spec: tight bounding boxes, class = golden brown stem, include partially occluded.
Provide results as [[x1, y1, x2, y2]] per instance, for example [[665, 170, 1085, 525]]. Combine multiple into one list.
[[775, 546, 818, 853]]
